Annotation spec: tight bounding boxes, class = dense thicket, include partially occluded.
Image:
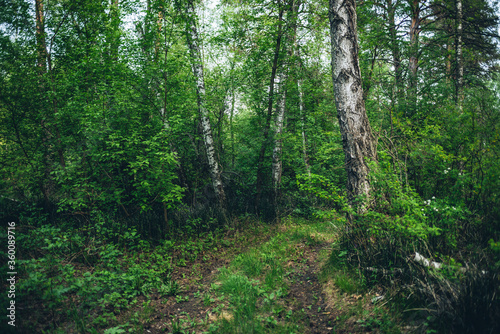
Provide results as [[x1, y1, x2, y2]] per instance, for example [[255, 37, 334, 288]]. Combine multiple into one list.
[[1, 0, 500, 332]]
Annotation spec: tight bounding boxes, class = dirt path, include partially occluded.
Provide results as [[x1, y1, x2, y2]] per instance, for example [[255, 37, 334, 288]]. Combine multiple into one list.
[[138, 235, 350, 333], [283, 242, 340, 333]]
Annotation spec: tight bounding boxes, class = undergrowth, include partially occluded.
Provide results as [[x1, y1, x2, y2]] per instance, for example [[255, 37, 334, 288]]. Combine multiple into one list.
[[0, 215, 271, 333], [330, 156, 500, 333]]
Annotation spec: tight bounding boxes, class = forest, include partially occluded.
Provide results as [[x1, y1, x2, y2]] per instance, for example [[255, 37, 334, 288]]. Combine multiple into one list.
[[1, 0, 500, 333]]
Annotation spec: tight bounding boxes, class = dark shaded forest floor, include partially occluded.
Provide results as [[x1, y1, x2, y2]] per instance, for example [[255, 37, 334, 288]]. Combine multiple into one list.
[[13, 217, 406, 333]]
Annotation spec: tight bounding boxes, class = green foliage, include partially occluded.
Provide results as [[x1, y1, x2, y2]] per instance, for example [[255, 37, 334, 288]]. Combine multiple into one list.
[[296, 173, 345, 204], [339, 155, 465, 273], [55, 130, 184, 213], [295, 173, 348, 218], [489, 239, 500, 269], [367, 156, 441, 241]]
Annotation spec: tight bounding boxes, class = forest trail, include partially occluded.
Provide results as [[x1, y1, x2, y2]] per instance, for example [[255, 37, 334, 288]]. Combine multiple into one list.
[[16, 218, 401, 334], [126, 219, 393, 334]]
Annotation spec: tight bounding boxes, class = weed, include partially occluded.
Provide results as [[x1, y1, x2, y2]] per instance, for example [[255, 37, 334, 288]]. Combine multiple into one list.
[[203, 293, 215, 306], [175, 295, 189, 303]]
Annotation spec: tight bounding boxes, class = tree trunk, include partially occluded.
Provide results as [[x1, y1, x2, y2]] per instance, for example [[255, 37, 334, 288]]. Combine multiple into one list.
[[456, 0, 464, 109], [35, 0, 47, 74], [185, 0, 226, 208], [36, 0, 50, 207], [255, 0, 284, 213], [446, 41, 453, 82], [363, 45, 377, 101], [408, 0, 420, 116], [230, 75, 236, 168], [328, 0, 377, 211], [292, 1, 311, 176], [387, 0, 402, 103], [271, 71, 287, 217], [36, 0, 66, 209], [298, 77, 311, 176]]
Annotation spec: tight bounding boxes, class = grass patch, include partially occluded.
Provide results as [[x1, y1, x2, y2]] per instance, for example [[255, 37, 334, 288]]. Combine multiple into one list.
[[208, 218, 340, 333], [319, 238, 405, 333]]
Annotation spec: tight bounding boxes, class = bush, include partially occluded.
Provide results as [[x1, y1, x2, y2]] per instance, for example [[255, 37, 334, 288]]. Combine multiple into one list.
[[335, 154, 500, 333]]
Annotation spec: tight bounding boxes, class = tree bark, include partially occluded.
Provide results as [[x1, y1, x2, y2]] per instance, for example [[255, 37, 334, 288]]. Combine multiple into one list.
[[185, 0, 226, 208], [387, 0, 402, 103], [292, 1, 311, 176], [329, 0, 377, 211], [36, 0, 66, 209], [456, 0, 464, 109], [230, 72, 236, 168], [298, 77, 311, 176], [446, 41, 453, 82], [255, 0, 284, 212], [35, 0, 47, 74], [363, 45, 377, 101], [408, 0, 420, 116], [271, 71, 287, 213]]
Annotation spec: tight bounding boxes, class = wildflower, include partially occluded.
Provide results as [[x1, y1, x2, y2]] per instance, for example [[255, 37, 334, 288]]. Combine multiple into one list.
[[444, 170, 448, 174], [432, 196, 435, 199]]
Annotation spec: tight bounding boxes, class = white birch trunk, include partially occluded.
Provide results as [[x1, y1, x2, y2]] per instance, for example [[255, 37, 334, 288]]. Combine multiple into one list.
[[272, 72, 287, 192], [329, 0, 376, 210], [255, 2, 284, 211], [186, 0, 226, 206], [298, 78, 311, 177]]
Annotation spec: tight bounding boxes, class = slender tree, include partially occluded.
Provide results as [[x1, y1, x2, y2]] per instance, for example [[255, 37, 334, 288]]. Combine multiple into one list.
[[297, 67, 311, 177], [35, 0, 47, 74], [255, 0, 285, 212], [185, 0, 227, 209], [408, 0, 421, 116], [456, 0, 464, 108], [387, 0, 402, 102], [290, 0, 311, 176], [271, 70, 286, 216], [329, 0, 377, 210]]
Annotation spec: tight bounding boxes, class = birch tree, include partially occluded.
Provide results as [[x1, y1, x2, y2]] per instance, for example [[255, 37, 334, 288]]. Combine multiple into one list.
[[255, 0, 284, 212], [329, 0, 377, 210], [291, 0, 310, 176], [185, 0, 226, 208], [271, 71, 286, 216], [298, 71, 311, 176]]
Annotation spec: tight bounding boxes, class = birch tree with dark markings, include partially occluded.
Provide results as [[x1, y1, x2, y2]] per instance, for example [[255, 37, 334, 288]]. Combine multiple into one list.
[[185, 0, 226, 209], [255, 0, 285, 213], [328, 0, 377, 211]]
